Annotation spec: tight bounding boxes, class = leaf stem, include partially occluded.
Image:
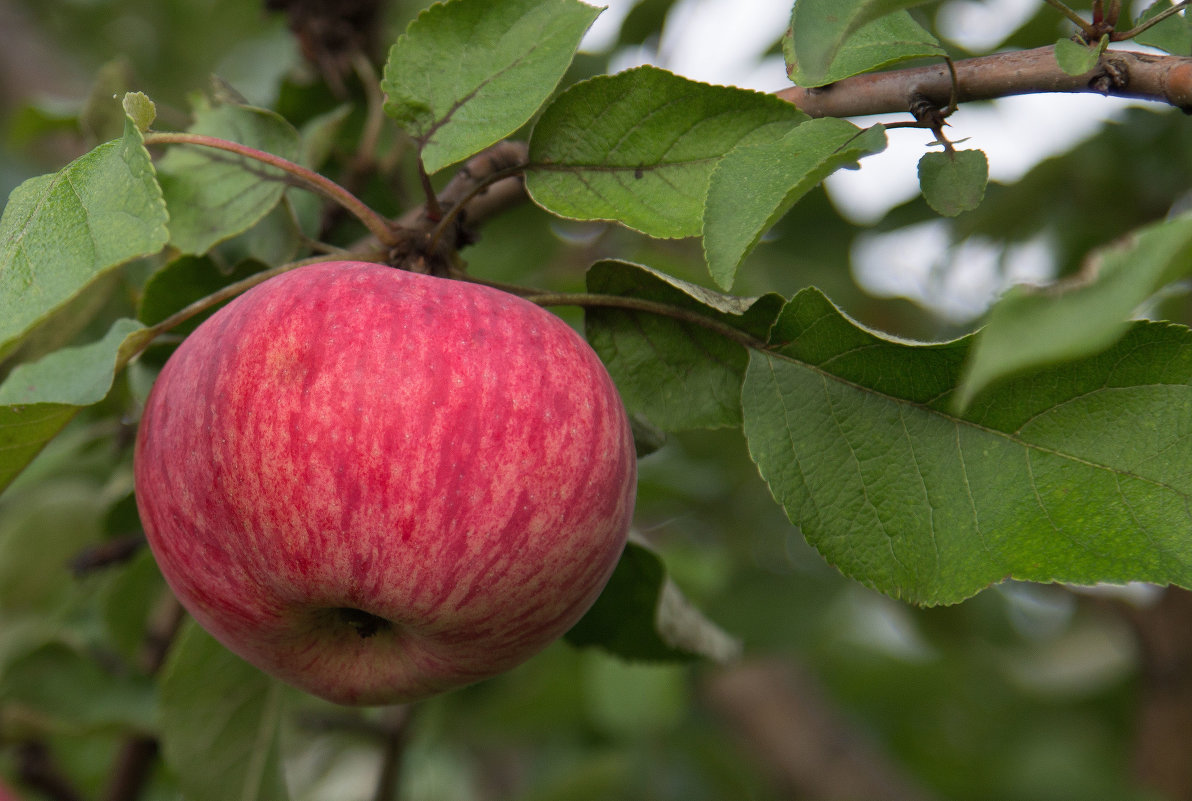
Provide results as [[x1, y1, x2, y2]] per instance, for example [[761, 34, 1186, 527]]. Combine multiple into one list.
[[123, 254, 344, 366], [1045, 0, 1095, 35], [1116, 0, 1192, 40], [143, 131, 398, 246], [522, 291, 771, 352]]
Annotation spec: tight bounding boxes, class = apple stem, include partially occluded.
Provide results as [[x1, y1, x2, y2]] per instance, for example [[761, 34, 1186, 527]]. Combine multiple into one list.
[[143, 131, 399, 247]]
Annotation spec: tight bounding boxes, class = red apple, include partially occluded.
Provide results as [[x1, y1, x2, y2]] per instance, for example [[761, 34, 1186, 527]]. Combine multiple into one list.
[[134, 261, 636, 705]]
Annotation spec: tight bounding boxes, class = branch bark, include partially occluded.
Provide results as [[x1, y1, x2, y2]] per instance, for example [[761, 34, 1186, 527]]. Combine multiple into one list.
[[776, 45, 1192, 119]]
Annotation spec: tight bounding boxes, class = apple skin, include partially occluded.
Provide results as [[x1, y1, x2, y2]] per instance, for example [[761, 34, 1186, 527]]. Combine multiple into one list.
[[134, 261, 636, 705]]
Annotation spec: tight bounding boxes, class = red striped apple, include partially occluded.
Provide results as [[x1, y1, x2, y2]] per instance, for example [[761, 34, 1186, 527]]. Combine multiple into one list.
[[134, 261, 636, 705]]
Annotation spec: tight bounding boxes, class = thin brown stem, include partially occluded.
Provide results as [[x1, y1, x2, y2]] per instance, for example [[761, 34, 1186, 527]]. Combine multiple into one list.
[[100, 597, 186, 801], [522, 291, 771, 352], [143, 132, 398, 246], [371, 707, 415, 801], [1046, 0, 1095, 35], [126, 254, 353, 364], [417, 159, 443, 221], [1116, 0, 1192, 40]]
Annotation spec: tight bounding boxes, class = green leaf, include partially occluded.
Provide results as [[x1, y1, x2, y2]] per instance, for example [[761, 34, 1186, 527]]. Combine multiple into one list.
[[157, 99, 300, 255], [743, 288, 1192, 605], [0, 110, 167, 360], [704, 119, 886, 289], [958, 212, 1192, 407], [0, 318, 147, 406], [0, 642, 157, 734], [159, 622, 290, 801], [381, 0, 600, 174], [1133, 2, 1192, 56], [527, 66, 807, 239], [1054, 34, 1108, 76], [122, 90, 156, 134], [584, 260, 784, 431], [788, 0, 939, 87], [785, 10, 945, 87], [918, 149, 989, 217], [565, 541, 740, 663], [0, 318, 150, 494]]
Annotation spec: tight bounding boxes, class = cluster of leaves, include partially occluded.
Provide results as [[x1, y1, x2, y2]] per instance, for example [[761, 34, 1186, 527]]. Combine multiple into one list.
[[2, 0, 1192, 797]]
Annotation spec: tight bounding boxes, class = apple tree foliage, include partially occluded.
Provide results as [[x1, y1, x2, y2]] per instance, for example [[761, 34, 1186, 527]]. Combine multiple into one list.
[[3, 0, 1192, 798]]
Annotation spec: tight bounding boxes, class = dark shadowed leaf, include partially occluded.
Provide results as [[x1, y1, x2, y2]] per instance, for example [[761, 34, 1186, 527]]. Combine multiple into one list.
[[565, 541, 740, 663], [584, 260, 783, 431]]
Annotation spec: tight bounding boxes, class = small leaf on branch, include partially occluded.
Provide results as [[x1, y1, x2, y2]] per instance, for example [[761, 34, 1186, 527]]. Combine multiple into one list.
[[527, 65, 807, 239], [584, 260, 783, 431], [742, 288, 1192, 605], [788, 0, 940, 87], [381, 0, 600, 174], [159, 622, 291, 801], [918, 149, 989, 217], [121, 91, 156, 134], [1054, 34, 1108, 76], [785, 10, 944, 87], [958, 211, 1192, 407], [703, 119, 886, 289], [156, 99, 301, 255], [0, 109, 167, 360], [565, 541, 741, 663]]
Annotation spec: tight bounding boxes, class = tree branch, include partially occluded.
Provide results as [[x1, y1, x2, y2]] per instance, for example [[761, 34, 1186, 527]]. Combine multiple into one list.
[[776, 45, 1192, 118]]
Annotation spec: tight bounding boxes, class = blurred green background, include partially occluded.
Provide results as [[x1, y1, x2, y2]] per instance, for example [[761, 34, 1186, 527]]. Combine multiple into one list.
[[2, 0, 1190, 799]]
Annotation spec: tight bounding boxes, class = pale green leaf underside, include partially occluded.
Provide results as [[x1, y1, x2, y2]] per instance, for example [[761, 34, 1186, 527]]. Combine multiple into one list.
[[157, 102, 300, 256], [584, 260, 783, 431], [744, 288, 1192, 606], [789, 0, 939, 87], [382, 0, 600, 174], [704, 119, 886, 289], [0, 116, 167, 359], [918, 149, 989, 217], [526, 65, 807, 239], [959, 211, 1192, 407], [159, 623, 290, 801], [0, 318, 149, 495], [785, 10, 944, 87]]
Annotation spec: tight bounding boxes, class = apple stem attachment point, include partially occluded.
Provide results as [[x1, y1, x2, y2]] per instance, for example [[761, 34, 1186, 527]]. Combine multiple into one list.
[[336, 607, 392, 639]]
